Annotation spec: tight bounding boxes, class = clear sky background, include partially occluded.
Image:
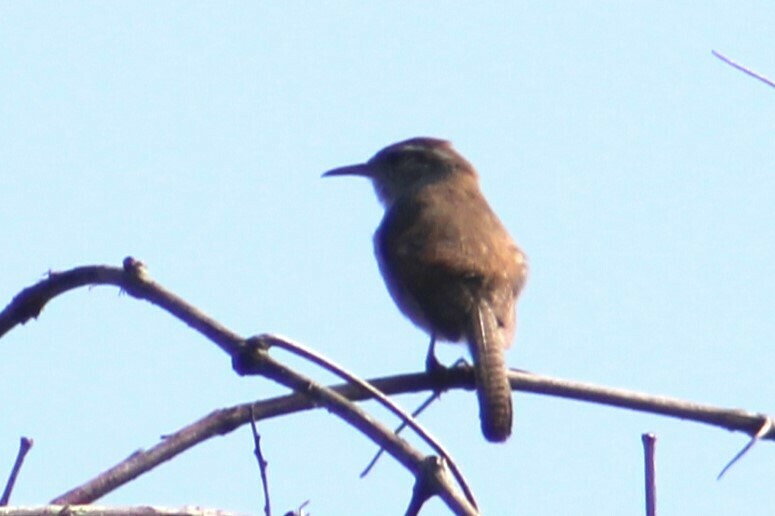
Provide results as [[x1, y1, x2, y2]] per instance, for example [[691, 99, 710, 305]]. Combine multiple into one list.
[[1, 3, 773, 515]]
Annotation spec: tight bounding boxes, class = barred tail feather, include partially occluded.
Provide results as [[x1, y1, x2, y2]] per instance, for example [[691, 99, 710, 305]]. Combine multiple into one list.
[[468, 301, 513, 442]]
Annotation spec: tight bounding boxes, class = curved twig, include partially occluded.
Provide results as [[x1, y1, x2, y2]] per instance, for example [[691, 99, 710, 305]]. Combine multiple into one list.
[[4, 260, 775, 511], [14, 260, 474, 514], [233, 339, 478, 515], [44, 366, 775, 508], [261, 334, 476, 508], [717, 416, 773, 479]]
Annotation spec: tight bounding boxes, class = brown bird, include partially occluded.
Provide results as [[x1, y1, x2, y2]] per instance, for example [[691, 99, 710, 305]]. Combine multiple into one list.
[[324, 137, 527, 442]]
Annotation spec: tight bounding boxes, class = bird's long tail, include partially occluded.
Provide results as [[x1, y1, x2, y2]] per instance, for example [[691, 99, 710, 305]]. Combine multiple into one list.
[[468, 301, 513, 442]]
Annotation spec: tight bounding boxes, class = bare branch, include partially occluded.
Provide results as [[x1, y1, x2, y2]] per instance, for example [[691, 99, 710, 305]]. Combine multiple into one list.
[[641, 433, 656, 516], [405, 456, 470, 516], [712, 50, 775, 89], [233, 338, 479, 515], [0, 260, 243, 356], [361, 393, 440, 478], [0, 507, 237, 515], [51, 342, 478, 514], [3, 260, 476, 514], [248, 407, 271, 516], [718, 416, 773, 479], [515, 371, 775, 439], [4, 260, 774, 512], [0, 437, 33, 506], [46, 367, 775, 509], [261, 334, 476, 508]]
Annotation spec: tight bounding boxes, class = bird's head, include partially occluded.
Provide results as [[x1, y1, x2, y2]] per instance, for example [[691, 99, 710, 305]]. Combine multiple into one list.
[[323, 137, 477, 207]]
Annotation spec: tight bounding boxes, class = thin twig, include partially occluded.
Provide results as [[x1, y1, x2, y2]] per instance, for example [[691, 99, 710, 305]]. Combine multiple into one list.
[[0, 437, 33, 506], [642, 433, 656, 516], [0, 260, 244, 355], [712, 50, 775, 89], [4, 261, 775, 510], [363, 357, 467, 478], [46, 367, 775, 508], [234, 339, 479, 515], [262, 334, 476, 508], [361, 393, 439, 478], [717, 416, 773, 479], [29, 262, 476, 514], [292, 500, 311, 515], [249, 407, 271, 516], [6, 262, 773, 441], [405, 456, 456, 516], [516, 371, 775, 439]]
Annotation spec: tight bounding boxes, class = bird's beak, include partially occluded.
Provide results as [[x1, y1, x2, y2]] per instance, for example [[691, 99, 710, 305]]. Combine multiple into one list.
[[322, 163, 373, 178]]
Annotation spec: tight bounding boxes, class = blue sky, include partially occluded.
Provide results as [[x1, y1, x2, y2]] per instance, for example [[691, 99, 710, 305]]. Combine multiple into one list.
[[1, 3, 773, 515]]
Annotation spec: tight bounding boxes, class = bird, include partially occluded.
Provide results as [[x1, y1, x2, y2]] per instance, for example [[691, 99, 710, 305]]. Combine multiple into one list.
[[323, 137, 527, 442]]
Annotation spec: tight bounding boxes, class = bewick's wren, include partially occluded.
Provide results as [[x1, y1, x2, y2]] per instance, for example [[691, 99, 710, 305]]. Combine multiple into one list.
[[324, 137, 527, 442]]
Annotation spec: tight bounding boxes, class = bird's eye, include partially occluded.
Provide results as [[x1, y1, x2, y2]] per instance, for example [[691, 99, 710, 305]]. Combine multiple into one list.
[[385, 153, 411, 172]]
